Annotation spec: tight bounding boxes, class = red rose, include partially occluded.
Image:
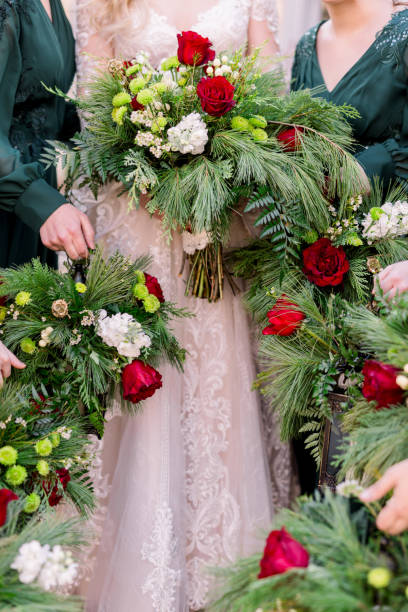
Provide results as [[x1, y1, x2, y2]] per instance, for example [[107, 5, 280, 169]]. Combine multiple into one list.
[[131, 97, 144, 111], [0, 489, 18, 526], [197, 76, 236, 117], [277, 127, 304, 152], [362, 360, 404, 409], [302, 238, 349, 287], [177, 30, 215, 66], [262, 296, 305, 336], [145, 273, 165, 303], [122, 360, 163, 404], [47, 469, 71, 507], [259, 527, 309, 579]]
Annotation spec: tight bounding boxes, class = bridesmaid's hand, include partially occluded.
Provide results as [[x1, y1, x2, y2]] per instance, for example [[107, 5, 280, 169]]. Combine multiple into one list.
[[40, 203, 95, 260], [360, 459, 408, 535], [374, 260, 408, 298], [0, 342, 25, 388]]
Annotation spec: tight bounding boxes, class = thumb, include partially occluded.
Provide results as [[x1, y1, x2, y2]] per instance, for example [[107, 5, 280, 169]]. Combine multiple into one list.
[[360, 469, 397, 502], [9, 352, 26, 369]]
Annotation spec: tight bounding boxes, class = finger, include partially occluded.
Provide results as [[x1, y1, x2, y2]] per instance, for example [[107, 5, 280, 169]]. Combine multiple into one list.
[[63, 241, 80, 261], [1, 359, 11, 379], [8, 351, 26, 369], [383, 516, 408, 536], [71, 231, 89, 259], [80, 215, 95, 250], [376, 500, 399, 532], [360, 470, 398, 502]]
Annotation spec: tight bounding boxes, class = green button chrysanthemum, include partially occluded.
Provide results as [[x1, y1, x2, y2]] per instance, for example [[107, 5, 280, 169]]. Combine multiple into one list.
[[370, 207, 385, 221], [20, 337, 36, 355], [50, 433, 61, 448], [133, 283, 149, 300], [35, 438, 53, 457], [0, 445, 18, 466], [231, 116, 251, 132], [24, 492, 41, 514], [0, 307, 6, 323], [15, 291, 31, 306], [126, 64, 140, 77], [303, 230, 319, 244], [251, 128, 268, 142], [161, 56, 180, 71], [367, 568, 392, 589], [143, 294, 161, 314], [129, 77, 146, 95], [36, 460, 50, 476], [5, 465, 27, 486], [249, 115, 267, 128], [112, 106, 128, 126], [136, 88, 155, 106], [134, 270, 146, 284], [112, 92, 132, 107]]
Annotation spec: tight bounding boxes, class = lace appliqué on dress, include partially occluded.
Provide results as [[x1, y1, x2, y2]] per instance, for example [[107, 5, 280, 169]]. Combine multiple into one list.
[[141, 504, 182, 612], [250, 0, 279, 33], [181, 306, 241, 610], [374, 9, 408, 67]]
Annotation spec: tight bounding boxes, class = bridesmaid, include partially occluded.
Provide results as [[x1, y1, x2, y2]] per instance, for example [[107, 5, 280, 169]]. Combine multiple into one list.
[[0, 0, 95, 380], [290, 0, 408, 492], [292, 0, 408, 188]]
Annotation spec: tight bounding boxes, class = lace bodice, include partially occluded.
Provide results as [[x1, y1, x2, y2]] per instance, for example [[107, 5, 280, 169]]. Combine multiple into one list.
[[76, 0, 278, 73]]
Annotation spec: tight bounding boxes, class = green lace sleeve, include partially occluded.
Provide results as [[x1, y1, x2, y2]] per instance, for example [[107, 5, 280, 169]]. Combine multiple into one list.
[[0, 1, 65, 232]]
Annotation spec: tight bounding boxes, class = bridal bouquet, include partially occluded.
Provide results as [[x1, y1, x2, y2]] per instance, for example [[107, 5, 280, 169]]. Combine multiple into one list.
[[44, 30, 364, 300], [210, 491, 408, 612], [231, 183, 408, 463], [0, 249, 186, 436]]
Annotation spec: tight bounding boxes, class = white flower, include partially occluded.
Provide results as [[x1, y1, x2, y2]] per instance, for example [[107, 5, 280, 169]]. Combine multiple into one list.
[[37, 546, 78, 592], [362, 200, 408, 241], [182, 230, 210, 255], [11, 541, 50, 584], [221, 55, 229, 63], [214, 68, 223, 77], [396, 375, 408, 390], [167, 112, 208, 156], [213, 57, 221, 67], [96, 311, 151, 358], [336, 480, 364, 498], [206, 66, 214, 75]]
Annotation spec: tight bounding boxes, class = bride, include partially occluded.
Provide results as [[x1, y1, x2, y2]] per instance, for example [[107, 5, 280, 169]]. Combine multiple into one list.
[[75, 1, 291, 610]]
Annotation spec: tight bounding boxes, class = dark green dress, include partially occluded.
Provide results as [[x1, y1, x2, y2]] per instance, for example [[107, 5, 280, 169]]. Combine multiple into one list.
[[292, 9, 408, 186], [0, 0, 78, 267]]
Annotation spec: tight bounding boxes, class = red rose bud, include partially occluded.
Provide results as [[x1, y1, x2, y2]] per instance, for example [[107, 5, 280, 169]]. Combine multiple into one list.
[[131, 97, 145, 111], [46, 468, 71, 507], [263, 296, 305, 336], [277, 127, 304, 152], [362, 360, 404, 409], [197, 76, 236, 117], [0, 489, 18, 526], [122, 360, 163, 404], [302, 238, 349, 287], [145, 273, 165, 303], [177, 30, 215, 66], [258, 527, 309, 579]]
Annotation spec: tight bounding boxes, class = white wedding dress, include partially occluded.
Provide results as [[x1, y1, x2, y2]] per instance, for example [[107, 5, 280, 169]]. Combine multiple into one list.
[[74, 2, 294, 610]]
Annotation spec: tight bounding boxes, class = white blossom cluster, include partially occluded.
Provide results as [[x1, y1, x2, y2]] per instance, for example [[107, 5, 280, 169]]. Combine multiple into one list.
[[96, 310, 151, 359], [336, 480, 365, 498], [362, 201, 408, 242], [11, 541, 78, 592], [207, 55, 238, 80], [181, 230, 210, 255], [167, 112, 208, 155]]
